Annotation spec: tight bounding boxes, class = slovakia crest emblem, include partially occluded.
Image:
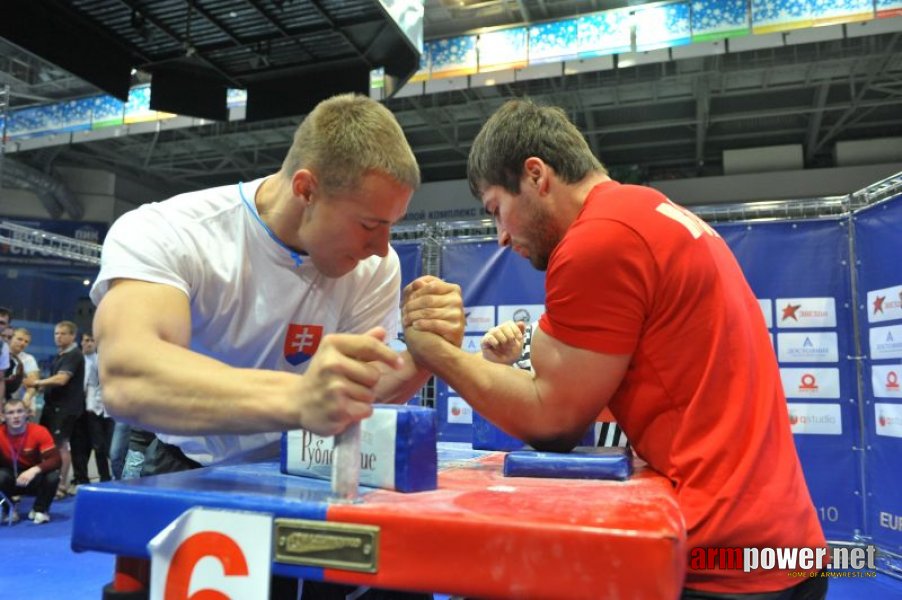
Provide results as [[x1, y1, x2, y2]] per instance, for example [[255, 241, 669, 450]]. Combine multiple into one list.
[[284, 324, 324, 366]]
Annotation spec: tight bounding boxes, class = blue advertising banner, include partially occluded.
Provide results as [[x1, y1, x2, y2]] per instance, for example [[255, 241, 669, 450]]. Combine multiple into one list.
[[437, 241, 545, 441], [717, 219, 862, 540], [852, 194, 902, 553], [0, 218, 106, 267], [394, 242, 423, 404]]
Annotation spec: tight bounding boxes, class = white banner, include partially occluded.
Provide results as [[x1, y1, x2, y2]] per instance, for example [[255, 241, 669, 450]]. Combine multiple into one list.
[[869, 325, 902, 359], [777, 332, 839, 363], [775, 297, 837, 329], [866, 284, 902, 324], [758, 299, 773, 329], [447, 395, 473, 424], [787, 403, 842, 435], [871, 364, 902, 398], [462, 335, 483, 354], [497, 304, 545, 326], [780, 368, 841, 399], [464, 305, 496, 333], [875, 403, 902, 438], [149, 507, 272, 600]]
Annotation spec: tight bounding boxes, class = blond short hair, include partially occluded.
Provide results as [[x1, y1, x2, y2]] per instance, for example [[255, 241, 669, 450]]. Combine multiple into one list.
[[56, 321, 77, 335], [280, 93, 420, 194]]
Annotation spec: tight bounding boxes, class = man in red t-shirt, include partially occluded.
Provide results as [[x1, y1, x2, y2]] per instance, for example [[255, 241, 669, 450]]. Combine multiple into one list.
[[403, 99, 826, 598], [0, 398, 62, 524]]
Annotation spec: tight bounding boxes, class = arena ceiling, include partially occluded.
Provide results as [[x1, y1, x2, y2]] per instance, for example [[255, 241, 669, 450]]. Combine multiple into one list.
[[1, 0, 901, 200]]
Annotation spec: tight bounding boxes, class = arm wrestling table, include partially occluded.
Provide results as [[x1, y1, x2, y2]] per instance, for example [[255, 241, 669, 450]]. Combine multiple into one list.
[[72, 444, 686, 599]]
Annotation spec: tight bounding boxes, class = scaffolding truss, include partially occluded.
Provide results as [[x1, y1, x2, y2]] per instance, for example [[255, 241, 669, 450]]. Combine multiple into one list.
[[0, 219, 101, 265]]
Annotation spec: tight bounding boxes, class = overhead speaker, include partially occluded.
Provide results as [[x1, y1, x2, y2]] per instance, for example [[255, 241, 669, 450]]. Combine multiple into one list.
[[246, 65, 370, 122], [150, 68, 229, 122]]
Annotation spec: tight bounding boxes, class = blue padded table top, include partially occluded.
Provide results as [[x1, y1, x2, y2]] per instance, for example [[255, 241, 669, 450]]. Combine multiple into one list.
[[72, 444, 685, 599]]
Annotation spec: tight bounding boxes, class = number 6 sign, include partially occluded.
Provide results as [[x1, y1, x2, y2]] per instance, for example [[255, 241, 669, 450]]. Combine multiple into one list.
[[149, 508, 273, 600]]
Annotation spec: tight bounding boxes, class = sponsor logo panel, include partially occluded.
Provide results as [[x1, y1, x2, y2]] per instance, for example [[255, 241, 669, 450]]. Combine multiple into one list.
[[776, 297, 836, 329], [869, 324, 902, 359], [758, 299, 773, 329], [464, 305, 495, 333], [447, 396, 473, 424], [871, 365, 902, 398], [777, 332, 839, 363], [875, 403, 902, 438], [497, 304, 545, 326], [866, 284, 902, 324], [780, 368, 840, 399], [787, 403, 842, 435]]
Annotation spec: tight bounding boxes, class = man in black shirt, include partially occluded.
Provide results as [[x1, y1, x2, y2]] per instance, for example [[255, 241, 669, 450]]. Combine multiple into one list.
[[27, 320, 85, 497]]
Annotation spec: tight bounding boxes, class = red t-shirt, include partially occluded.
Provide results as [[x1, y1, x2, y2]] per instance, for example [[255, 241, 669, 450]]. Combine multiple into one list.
[[0, 422, 60, 473], [539, 181, 826, 593]]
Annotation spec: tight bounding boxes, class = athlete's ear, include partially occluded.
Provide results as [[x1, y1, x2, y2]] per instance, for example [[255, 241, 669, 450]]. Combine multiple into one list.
[[291, 169, 317, 202], [523, 157, 547, 192]]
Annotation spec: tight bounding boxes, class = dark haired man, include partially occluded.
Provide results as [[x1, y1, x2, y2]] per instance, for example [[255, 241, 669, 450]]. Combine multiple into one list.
[[403, 99, 826, 599]]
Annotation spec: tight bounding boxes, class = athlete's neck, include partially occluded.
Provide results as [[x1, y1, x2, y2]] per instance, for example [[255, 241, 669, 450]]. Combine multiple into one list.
[[255, 175, 307, 254]]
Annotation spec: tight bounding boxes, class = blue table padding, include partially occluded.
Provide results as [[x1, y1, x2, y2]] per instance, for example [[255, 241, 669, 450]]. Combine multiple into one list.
[[71, 461, 357, 579], [503, 446, 633, 480], [280, 405, 437, 492]]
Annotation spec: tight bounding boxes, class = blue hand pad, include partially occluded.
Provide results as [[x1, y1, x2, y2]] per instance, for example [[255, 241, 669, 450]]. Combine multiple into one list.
[[503, 446, 633, 481], [473, 410, 596, 450], [281, 405, 437, 492]]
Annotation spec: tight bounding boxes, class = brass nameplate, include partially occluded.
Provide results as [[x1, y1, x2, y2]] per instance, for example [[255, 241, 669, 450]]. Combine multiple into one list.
[[273, 518, 379, 573]]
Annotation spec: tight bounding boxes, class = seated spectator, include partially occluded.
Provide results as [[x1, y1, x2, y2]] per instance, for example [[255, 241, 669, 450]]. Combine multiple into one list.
[[0, 398, 62, 524]]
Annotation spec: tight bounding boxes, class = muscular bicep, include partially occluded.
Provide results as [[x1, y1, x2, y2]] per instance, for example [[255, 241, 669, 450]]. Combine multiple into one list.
[[94, 279, 192, 353], [530, 326, 630, 446]]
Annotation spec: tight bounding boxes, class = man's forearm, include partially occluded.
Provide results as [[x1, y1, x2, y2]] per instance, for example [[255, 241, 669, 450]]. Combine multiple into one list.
[[35, 373, 70, 388], [373, 350, 432, 404], [406, 332, 576, 445], [101, 338, 301, 436]]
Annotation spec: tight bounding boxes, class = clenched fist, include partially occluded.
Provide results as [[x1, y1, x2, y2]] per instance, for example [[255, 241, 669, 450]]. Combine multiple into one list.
[[294, 326, 402, 436]]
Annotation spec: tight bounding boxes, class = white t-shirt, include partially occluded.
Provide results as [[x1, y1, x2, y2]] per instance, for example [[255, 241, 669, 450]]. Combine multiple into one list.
[[19, 351, 39, 376], [91, 177, 401, 465], [0, 342, 8, 371], [84, 352, 106, 416], [11, 351, 39, 400]]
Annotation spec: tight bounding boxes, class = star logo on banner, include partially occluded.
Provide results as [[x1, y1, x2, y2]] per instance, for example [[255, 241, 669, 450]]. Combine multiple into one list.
[[874, 296, 885, 314], [781, 303, 801, 321]]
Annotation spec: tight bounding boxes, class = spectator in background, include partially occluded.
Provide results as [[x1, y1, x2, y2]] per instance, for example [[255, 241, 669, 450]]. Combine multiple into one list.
[[0, 307, 11, 401], [108, 421, 130, 480], [71, 333, 114, 484], [26, 320, 85, 499], [9, 329, 41, 413], [0, 398, 61, 524]]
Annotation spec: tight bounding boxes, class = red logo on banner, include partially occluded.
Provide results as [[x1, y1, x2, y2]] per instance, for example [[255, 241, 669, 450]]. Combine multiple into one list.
[[781, 303, 801, 321], [799, 374, 818, 391], [789, 413, 799, 425], [887, 371, 900, 391], [873, 296, 886, 314]]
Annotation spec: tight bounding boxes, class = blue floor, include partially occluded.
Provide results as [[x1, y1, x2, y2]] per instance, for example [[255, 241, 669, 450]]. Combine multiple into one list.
[[2, 492, 900, 599]]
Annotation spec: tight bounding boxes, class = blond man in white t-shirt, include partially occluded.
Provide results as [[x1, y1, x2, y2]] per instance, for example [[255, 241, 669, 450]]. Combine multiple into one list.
[[91, 93, 464, 469]]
